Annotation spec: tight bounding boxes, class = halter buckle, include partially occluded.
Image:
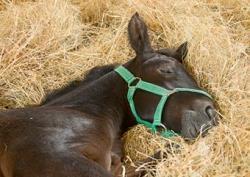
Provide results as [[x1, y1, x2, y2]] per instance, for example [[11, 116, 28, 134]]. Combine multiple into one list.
[[128, 77, 141, 88]]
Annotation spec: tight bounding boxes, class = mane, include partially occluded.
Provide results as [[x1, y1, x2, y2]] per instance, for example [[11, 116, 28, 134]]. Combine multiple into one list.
[[41, 64, 117, 105]]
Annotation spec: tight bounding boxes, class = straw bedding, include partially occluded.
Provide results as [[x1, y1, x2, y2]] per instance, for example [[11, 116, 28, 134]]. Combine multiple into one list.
[[0, 0, 249, 176]]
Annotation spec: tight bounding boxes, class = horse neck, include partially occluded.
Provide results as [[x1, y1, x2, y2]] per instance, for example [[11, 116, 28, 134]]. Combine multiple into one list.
[[46, 62, 138, 132]]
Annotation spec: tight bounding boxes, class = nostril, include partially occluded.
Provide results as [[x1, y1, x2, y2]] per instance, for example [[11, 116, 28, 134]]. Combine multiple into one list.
[[205, 106, 216, 120]]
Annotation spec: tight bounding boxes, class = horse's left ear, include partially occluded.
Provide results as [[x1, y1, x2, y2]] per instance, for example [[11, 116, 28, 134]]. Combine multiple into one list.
[[128, 13, 153, 57], [174, 42, 188, 62]]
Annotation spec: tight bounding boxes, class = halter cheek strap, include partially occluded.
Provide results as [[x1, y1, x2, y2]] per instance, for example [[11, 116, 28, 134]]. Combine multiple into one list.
[[114, 66, 212, 138]]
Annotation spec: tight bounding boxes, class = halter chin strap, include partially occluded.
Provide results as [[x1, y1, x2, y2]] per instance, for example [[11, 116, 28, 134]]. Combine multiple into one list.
[[114, 65, 212, 138]]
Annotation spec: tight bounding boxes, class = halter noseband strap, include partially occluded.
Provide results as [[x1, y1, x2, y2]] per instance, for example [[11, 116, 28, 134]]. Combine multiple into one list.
[[114, 65, 212, 138]]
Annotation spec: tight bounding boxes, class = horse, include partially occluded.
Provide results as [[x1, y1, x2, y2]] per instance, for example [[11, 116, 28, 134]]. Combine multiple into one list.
[[0, 13, 218, 177]]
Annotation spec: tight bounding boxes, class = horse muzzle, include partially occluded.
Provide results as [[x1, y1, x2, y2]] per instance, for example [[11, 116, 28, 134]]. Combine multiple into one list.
[[181, 100, 218, 139]]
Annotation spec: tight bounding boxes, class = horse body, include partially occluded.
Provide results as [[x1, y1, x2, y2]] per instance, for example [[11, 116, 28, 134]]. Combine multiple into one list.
[[0, 13, 218, 177], [0, 71, 126, 177]]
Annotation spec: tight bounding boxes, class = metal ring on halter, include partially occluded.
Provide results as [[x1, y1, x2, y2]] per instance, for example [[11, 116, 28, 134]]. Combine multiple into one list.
[[157, 123, 167, 130], [128, 77, 141, 88], [153, 123, 167, 132]]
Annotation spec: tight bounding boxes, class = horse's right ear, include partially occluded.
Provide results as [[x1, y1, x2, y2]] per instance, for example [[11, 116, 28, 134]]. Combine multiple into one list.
[[128, 13, 153, 56]]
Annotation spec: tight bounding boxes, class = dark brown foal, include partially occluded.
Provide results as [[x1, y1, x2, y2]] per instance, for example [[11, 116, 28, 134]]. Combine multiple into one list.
[[0, 13, 218, 177]]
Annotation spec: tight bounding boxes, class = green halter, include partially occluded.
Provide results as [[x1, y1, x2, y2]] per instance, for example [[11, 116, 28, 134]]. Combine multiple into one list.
[[115, 65, 212, 138]]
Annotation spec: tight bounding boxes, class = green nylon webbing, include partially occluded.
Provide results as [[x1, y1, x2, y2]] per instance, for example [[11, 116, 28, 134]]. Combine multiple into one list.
[[114, 65, 212, 138], [114, 66, 135, 85]]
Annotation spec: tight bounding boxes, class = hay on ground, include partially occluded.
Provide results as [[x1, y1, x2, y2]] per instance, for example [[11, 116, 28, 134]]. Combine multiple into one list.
[[0, 0, 249, 176]]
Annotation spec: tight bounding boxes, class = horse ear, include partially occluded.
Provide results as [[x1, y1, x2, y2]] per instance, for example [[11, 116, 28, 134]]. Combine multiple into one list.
[[128, 13, 153, 56], [174, 42, 188, 62]]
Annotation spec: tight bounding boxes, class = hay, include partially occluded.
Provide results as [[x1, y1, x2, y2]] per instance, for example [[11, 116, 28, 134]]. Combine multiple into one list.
[[0, 0, 249, 176], [0, 0, 84, 108]]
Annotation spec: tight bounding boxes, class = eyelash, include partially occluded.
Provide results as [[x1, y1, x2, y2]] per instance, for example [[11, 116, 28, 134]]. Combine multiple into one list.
[[159, 68, 173, 74]]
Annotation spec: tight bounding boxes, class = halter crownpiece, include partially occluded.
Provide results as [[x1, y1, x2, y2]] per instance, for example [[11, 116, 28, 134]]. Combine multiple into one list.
[[115, 65, 212, 138]]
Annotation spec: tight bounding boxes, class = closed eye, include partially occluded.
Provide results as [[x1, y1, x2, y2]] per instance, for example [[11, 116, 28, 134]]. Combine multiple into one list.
[[159, 68, 174, 74]]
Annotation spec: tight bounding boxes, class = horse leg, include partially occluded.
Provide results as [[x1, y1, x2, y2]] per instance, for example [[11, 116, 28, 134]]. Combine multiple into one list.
[[110, 138, 122, 177], [110, 139, 144, 177], [124, 166, 143, 177], [110, 139, 165, 177], [110, 138, 145, 177], [9, 153, 114, 177], [110, 152, 143, 177]]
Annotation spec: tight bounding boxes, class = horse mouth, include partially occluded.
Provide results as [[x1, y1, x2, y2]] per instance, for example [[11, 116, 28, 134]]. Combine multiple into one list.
[[181, 111, 218, 139]]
